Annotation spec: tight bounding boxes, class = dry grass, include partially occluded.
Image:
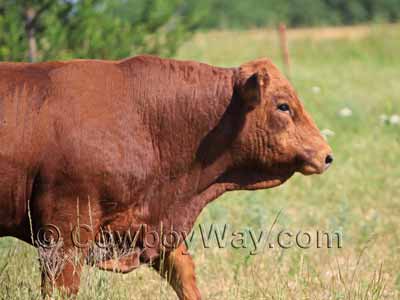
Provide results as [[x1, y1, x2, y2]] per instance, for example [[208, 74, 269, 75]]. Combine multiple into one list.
[[199, 23, 381, 43]]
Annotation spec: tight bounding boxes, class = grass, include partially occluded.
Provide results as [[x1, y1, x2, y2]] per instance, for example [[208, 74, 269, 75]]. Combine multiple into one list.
[[1, 23, 400, 299]]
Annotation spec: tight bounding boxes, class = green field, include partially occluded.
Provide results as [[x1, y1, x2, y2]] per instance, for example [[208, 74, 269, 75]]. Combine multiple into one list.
[[0, 24, 399, 299]]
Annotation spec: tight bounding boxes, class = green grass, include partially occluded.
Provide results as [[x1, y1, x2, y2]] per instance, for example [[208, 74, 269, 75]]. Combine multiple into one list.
[[0, 24, 399, 299]]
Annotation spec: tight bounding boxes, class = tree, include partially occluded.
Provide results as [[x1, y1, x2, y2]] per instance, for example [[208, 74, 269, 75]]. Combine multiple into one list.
[[0, 0, 205, 62]]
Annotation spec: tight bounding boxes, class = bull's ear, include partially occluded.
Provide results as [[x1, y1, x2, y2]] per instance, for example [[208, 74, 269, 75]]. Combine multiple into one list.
[[238, 59, 272, 110], [241, 73, 261, 109], [239, 70, 270, 110]]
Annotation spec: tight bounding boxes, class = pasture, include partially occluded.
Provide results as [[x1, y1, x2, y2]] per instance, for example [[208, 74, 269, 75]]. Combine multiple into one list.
[[0, 24, 399, 299]]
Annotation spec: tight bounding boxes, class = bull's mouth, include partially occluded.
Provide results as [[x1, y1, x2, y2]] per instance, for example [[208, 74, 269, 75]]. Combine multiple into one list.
[[298, 161, 325, 175]]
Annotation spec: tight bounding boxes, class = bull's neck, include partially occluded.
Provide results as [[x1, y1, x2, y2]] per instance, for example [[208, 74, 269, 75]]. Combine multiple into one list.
[[191, 69, 242, 191], [150, 63, 239, 193]]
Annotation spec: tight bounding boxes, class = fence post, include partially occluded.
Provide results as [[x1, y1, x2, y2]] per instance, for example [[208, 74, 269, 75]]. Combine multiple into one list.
[[278, 23, 291, 79]]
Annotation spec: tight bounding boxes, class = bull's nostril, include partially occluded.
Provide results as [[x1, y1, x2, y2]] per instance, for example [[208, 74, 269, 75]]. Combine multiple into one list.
[[325, 154, 333, 165]]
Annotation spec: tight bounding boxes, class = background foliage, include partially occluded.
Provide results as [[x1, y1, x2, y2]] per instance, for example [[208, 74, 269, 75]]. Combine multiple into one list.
[[0, 0, 399, 62], [0, 0, 206, 61]]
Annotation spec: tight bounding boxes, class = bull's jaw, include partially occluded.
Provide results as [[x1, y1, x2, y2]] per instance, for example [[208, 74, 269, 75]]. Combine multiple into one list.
[[217, 168, 295, 191]]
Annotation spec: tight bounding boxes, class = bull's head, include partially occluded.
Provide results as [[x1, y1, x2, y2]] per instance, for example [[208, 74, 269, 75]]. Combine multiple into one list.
[[228, 58, 332, 189]]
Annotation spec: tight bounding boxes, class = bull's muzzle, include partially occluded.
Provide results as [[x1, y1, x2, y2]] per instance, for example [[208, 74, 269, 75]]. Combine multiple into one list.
[[299, 148, 333, 175]]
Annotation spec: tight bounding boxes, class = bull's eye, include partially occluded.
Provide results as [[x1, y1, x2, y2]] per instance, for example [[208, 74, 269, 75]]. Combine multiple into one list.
[[277, 103, 290, 112]]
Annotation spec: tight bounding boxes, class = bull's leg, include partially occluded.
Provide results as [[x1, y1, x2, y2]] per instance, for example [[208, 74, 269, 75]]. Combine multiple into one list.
[[33, 193, 93, 299], [153, 244, 201, 300], [39, 244, 84, 299]]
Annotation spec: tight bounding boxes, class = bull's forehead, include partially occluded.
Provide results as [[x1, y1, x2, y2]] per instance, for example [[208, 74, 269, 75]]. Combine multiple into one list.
[[264, 62, 293, 90], [264, 65, 300, 101]]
